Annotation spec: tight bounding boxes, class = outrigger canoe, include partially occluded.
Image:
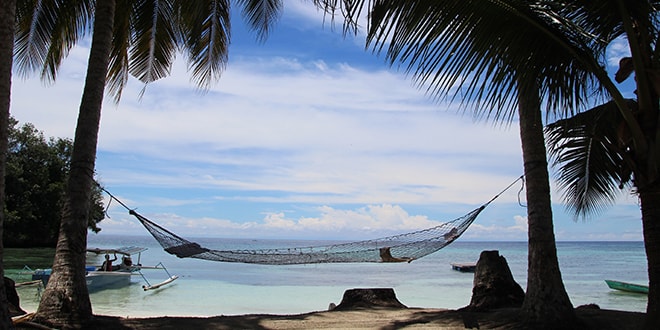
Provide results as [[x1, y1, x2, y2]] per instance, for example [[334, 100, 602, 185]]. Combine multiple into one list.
[[30, 246, 178, 292], [605, 279, 648, 294]]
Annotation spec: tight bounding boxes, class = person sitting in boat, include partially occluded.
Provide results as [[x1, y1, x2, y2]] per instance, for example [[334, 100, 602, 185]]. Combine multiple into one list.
[[101, 253, 117, 271], [120, 255, 133, 270]]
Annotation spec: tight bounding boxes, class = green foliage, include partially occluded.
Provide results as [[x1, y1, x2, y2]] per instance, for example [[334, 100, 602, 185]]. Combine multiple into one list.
[[546, 100, 638, 218], [4, 117, 105, 247]]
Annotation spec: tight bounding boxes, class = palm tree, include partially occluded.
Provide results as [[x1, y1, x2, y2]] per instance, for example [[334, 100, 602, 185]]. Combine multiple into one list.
[[311, 0, 624, 327], [546, 79, 659, 327], [0, 0, 17, 328], [543, 2, 660, 328], [13, 0, 283, 327]]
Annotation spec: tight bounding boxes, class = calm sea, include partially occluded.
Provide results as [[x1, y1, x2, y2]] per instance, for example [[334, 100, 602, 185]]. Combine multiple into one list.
[[4, 236, 648, 317]]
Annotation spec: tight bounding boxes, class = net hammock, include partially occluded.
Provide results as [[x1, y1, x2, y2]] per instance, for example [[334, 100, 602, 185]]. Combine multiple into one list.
[[105, 176, 523, 265], [128, 205, 483, 265]]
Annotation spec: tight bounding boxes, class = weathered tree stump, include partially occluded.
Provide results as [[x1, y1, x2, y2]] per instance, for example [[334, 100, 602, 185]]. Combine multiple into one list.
[[333, 288, 407, 310], [465, 250, 524, 311]]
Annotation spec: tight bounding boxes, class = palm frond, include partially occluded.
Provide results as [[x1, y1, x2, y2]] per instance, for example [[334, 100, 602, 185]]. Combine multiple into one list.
[[106, 0, 133, 103], [546, 100, 638, 218], [312, 0, 620, 123], [40, 0, 93, 82], [129, 0, 178, 86], [236, 0, 283, 42], [176, 0, 231, 89], [374, 1, 611, 120], [14, 0, 63, 78], [14, 0, 92, 81], [309, 0, 365, 35]]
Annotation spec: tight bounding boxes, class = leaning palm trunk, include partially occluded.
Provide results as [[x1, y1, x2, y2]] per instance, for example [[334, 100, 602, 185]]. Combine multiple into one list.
[[0, 0, 16, 328], [33, 1, 116, 327], [518, 80, 575, 327]]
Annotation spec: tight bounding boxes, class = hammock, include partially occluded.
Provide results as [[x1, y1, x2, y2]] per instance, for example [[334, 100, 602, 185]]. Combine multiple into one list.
[[107, 176, 523, 265], [128, 205, 484, 265]]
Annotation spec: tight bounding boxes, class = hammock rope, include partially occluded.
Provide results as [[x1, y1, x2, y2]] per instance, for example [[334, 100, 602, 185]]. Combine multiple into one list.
[[103, 175, 523, 265]]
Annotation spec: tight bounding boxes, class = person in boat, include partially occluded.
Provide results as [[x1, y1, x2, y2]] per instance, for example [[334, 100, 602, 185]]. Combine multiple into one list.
[[101, 253, 117, 271], [120, 255, 133, 270], [379, 247, 413, 263]]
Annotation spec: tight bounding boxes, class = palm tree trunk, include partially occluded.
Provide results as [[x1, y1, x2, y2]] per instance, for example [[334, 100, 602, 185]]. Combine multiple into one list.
[[0, 0, 16, 328], [518, 80, 576, 328], [34, 1, 116, 327], [640, 182, 660, 329]]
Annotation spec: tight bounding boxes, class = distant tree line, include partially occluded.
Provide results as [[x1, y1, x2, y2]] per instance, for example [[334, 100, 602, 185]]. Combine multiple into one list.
[[3, 117, 105, 247]]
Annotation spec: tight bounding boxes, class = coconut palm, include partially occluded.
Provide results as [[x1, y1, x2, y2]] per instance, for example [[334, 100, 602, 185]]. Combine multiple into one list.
[[311, 0, 630, 327], [13, 0, 283, 327], [0, 0, 17, 328], [543, 2, 660, 328], [546, 79, 659, 329], [547, 97, 660, 329]]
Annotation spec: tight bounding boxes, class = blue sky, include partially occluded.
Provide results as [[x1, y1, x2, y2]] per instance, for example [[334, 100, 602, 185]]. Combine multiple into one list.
[[11, 4, 642, 241]]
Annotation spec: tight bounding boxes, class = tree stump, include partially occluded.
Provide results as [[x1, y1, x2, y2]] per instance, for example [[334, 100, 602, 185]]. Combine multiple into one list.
[[333, 288, 407, 311], [465, 250, 524, 311]]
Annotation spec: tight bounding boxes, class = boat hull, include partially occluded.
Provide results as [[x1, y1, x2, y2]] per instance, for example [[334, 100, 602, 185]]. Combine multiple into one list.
[[605, 279, 648, 294], [32, 267, 135, 292], [86, 271, 133, 292], [451, 262, 476, 272]]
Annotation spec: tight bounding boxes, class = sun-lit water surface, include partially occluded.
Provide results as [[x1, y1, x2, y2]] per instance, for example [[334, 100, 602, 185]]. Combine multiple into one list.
[[5, 236, 648, 317]]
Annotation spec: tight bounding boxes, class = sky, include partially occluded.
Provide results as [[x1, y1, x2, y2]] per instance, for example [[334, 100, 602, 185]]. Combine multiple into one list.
[[10, 3, 643, 242]]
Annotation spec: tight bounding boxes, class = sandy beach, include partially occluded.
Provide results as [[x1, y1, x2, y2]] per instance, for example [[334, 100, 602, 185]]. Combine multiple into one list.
[[15, 306, 644, 329]]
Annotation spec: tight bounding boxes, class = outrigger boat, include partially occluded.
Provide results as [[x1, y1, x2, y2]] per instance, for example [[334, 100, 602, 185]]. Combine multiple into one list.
[[450, 262, 477, 272], [604, 279, 649, 294], [30, 246, 178, 292]]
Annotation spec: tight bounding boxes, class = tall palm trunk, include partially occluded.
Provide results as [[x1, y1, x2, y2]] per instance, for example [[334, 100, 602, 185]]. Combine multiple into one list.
[[34, 1, 116, 327], [640, 181, 660, 329], [518, 80, 575, 328], [0, 0, 16, 328]]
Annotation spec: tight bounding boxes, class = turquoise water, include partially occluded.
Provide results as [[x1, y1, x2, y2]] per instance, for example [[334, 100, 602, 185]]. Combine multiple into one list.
[[5, 236, 649, 317]]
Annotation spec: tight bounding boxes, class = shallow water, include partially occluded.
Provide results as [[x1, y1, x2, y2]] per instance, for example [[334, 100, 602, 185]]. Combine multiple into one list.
[[5, 236, 648, 317]]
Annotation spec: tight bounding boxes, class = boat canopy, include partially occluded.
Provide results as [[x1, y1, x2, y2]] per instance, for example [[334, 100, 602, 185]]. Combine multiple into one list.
[[87, 246, 147, 256]]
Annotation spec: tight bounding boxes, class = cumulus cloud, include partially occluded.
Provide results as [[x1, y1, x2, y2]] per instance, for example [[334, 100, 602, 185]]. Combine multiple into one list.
[[461, 215, 528, 241], [607, 37, 631, 67]]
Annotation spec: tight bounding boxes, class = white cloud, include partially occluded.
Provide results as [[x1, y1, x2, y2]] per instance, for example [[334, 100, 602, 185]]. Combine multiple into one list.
[[12, 51, 523, 207], [607, 37, 631, 67], [103, 203, 455, 239], [463, 215, 528, 241]]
